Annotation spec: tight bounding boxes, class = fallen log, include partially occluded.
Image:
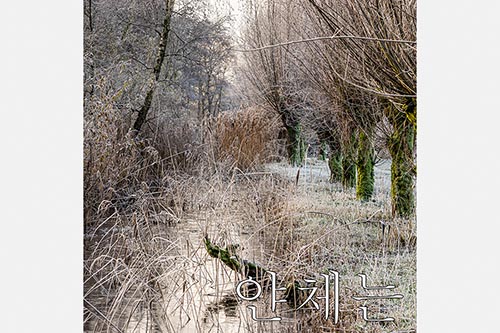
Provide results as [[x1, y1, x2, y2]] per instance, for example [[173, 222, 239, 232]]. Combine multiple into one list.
[[203, 235, 305, 307], [204, 235, 267, 281]]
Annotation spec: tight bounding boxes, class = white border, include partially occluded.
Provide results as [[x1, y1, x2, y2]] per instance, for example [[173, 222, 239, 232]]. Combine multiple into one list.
[[0, 1, 83, 332], [418, 0, 500, 331], [1, 0, 499, 332]]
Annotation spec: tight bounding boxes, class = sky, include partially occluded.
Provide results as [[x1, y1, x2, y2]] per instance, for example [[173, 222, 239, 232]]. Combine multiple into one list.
[[209, 0, 245, 38]]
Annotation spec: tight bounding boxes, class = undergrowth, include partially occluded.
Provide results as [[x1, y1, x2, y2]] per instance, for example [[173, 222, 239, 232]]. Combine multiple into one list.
[[84, 86, 416, 333]]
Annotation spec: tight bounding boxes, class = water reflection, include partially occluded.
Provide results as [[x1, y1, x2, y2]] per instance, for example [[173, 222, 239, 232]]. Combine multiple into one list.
[[205, 294, 239, 318]]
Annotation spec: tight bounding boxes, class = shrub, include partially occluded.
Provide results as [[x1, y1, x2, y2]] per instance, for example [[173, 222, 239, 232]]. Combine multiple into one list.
[[212, 107, 280, 171]]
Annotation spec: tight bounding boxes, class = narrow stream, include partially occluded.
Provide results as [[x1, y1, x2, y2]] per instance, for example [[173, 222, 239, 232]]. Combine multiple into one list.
[[85, 159, 401, 333]]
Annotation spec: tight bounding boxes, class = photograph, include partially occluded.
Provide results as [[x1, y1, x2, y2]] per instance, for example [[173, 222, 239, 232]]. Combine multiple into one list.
[[3, 1, 500, 333], [83, 1, 417, 332]]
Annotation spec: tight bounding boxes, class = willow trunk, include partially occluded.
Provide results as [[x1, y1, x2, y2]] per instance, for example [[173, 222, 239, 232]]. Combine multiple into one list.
[[356, 130, 375, 201], [342, 130, 357, 188], [286, 123, 306, 166], [388, 100, 416, 217]]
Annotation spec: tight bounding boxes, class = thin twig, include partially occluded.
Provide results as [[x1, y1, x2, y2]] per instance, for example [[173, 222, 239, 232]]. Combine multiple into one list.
[[233, 34, 416, 53]]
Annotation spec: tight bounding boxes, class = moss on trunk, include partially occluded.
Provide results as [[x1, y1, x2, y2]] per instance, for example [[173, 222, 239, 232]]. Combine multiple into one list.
[[328, 151, 343, 183], [342, 158, 356, 188], [387, 100, 416, 217], [342, 130, 357, 188], [322, 129, 343, 183], [319, 141, 327, 161], [204, 236, 267, 280], [286, 123, 306, 166], [356, 130, 375, 201]]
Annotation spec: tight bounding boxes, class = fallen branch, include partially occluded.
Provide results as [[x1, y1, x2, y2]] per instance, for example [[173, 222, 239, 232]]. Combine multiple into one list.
[[203, 235, 267, 281], [204, 235, 308, 307]]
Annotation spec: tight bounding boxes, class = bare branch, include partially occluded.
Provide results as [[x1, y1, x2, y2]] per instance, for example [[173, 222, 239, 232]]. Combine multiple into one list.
[[233, 34, 416, 53]]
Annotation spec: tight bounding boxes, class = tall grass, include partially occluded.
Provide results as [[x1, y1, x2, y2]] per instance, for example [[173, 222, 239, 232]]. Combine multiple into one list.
[[84, 84, 415, 332], [84, 82, 161, 226], [212, 107, 281, 171]]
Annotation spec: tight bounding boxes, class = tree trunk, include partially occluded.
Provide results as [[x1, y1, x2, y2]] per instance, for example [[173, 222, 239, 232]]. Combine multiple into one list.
[[316, 127, 343, 183], [204, 236, 267, 281], [318, 141, 327, 161], [329, 150, 342, 183], [286, 123, 306, 166], [85, 0, 93, 33], [132, 0, 175, 133], [342, 130, 357, 188], [356, 129, 375, 201], [325, 131, 342, 183], [387, 100, 416, 217]]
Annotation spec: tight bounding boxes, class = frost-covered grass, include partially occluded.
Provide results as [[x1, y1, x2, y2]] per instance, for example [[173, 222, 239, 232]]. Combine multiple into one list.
[[84, 158, 416, 333]]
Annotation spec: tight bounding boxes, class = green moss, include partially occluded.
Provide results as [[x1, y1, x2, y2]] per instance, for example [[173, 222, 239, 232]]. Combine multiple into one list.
[[387, 100, 416, 217], [342, 130, 357, 188], [204, 236, 267, 280], [328, 151, 343, 183], [204, 236, 241, 272], [287, 123, 306, 166], [356, 130, 375, 201], [342, 158, 356, 188], [326, 131, 343, 183], [319, 141, 327, 161]]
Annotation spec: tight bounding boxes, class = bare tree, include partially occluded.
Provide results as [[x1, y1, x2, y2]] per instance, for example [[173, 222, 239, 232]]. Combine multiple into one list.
[[304, 0, 416, 214], [240, 0, 309, 166], [133, 0, 176, 133]]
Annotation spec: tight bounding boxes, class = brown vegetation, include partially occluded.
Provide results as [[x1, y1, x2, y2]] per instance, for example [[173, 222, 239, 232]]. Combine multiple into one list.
[[83, 0, 416, 332]]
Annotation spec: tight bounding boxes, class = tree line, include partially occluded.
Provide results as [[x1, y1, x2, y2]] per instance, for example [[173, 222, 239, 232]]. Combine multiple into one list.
[[84, 0, 416, 218], [239, 0, 416, 217]]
